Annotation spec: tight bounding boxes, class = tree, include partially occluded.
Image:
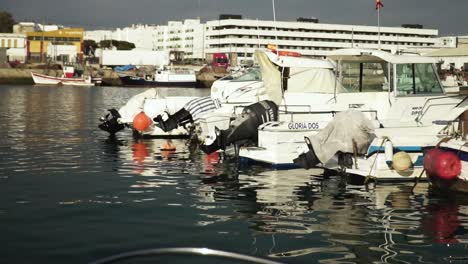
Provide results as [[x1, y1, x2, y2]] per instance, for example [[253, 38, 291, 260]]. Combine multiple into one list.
[[116, 40, 135, 50], [83, 39, 98, 56], [0, 11, 15, 33], [99, 40, 135, 50]]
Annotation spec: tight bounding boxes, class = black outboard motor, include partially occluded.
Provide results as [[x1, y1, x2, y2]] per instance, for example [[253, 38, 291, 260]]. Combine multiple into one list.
[[98, 109, 125, 135], [293, 138, 321, 170], [153, 108, 193, 132], [200, 100, 278, 154], [153, 96, 220, 132]]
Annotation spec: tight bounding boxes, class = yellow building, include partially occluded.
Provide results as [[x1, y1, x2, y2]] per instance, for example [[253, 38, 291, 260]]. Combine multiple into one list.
[[26, 28, 84, 62]]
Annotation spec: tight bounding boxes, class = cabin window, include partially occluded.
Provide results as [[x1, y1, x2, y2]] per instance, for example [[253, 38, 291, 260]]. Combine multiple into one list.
[[396, 63, 443, 95], [231, 68, 261, 82], [341, 62, 387, 93]]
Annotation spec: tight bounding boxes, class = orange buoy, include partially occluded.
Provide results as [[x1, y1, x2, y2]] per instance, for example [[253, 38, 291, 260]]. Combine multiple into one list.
[[133, 112, 152, 132], [161, 140, 176, 151]]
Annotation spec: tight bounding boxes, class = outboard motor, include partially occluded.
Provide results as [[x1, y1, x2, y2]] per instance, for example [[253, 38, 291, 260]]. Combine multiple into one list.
[[200, 100, 278, 154], [98, 109, 125, 135], [153, 96, 220, 132], [153, 108, 193, 132], [293, 138, 321, 170]]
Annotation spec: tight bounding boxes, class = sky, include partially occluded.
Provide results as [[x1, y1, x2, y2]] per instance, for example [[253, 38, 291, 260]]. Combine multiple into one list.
[[1, 0, 467, 36]]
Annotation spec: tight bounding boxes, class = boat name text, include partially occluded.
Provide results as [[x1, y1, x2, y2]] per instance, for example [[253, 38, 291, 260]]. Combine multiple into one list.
[[288, 122, 320, 130]]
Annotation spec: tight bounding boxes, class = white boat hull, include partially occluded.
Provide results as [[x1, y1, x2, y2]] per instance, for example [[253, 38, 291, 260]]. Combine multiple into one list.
[[31, 72, 94, 86]]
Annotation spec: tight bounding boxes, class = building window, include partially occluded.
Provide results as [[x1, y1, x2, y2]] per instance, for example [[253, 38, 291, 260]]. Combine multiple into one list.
[[14, 39, 18, 48], [1, 39, 4, 47], [7, 39, 11, 47]]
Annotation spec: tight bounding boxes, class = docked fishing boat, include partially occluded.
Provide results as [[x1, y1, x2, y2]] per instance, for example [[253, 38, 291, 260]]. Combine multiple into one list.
[[31, 66, 96, 86], [231, 49, 468, 180], [119, 67, 196, 87]]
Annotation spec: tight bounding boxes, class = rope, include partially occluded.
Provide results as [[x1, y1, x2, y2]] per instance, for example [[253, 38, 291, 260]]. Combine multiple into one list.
[[364, 136, 389, 185]]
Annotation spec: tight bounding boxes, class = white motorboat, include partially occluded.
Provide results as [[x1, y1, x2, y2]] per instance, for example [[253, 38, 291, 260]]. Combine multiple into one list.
[[98, 66, 265, 137], [100, 49, 315, 137], [196, 49, 344, 151], [31, 66, 95, 86], [236, 49, 467, 178]]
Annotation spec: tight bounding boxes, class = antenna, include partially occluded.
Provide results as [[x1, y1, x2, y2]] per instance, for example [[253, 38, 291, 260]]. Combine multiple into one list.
[[197, 0, 201, 20], [272, 0, 279, 55]]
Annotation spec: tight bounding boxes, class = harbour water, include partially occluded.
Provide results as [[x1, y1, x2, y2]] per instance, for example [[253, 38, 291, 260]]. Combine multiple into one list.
[[1, 85, 467, 264]]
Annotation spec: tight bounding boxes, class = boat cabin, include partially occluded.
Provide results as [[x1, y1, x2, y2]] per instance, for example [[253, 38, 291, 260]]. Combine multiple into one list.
[[310, 48, 461, 126], [327, 49, 444, 96]]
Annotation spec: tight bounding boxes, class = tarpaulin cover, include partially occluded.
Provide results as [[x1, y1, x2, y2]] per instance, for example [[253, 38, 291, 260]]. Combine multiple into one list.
[[301, 110, 376, 164]]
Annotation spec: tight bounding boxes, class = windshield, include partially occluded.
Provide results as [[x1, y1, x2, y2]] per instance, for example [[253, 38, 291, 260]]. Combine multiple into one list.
[[340, 62, 387, 92], [396, 63, 443, 96], [222, 68, 261, 82]]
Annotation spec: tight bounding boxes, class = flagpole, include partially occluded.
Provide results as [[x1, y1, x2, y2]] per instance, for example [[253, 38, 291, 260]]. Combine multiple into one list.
[[378, 6, 381, 50], [272, 0, 279, 55]]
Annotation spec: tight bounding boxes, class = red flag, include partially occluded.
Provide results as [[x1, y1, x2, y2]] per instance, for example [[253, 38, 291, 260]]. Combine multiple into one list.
[[376, 0, 384, 9]]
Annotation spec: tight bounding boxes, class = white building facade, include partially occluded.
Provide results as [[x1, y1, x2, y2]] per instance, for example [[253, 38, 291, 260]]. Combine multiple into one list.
[[205, 18, 439, 63], [155, 19, 205, 62], [0, 33, 26, 49], [0, 33, 27, 62], [85, 18, 442, 66]]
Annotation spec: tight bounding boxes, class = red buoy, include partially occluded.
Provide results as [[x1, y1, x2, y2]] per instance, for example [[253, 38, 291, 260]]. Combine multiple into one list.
[[424, 148, 461, 180], [133, 112, 152, 132]]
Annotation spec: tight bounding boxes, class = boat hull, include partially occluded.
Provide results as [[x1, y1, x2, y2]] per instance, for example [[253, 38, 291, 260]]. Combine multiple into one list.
[[119, 75, 196, 87], [31, 72, 94, 86]]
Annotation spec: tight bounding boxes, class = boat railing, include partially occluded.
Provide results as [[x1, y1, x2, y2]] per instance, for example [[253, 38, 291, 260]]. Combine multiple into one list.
[[283, 109, 379, 123], [232, 104, 379, 123], [414, 95, 468, 123]]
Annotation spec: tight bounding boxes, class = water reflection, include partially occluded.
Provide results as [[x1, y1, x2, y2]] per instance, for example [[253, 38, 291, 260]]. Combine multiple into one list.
[[194, 165, 468, 263], [111, 137, 468, 263]]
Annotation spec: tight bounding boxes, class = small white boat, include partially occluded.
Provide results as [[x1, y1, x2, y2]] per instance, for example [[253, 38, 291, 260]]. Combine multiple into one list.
[[31, 66, 95, 86], [119, 67, 197, 87]]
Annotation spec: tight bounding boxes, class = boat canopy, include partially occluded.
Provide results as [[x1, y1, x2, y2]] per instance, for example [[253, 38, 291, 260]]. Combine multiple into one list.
[[255, 50, 345, 105], [327, 48, 437, 64], [264, 50, 334, 69]]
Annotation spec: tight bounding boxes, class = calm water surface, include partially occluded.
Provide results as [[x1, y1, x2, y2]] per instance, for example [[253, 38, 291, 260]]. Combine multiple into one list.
[[0, 85, 467, 264]]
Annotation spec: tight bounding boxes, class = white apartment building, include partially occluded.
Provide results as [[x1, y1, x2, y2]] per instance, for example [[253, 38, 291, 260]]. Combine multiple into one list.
[[85, 17, 442, 65], [84, 30, 114, 43], [113, 24, 158, 50], [85, 20, 205, 62], [85, 25, 158, 50], [205, 18, 439, 63], [155, 19, 205, 62]]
